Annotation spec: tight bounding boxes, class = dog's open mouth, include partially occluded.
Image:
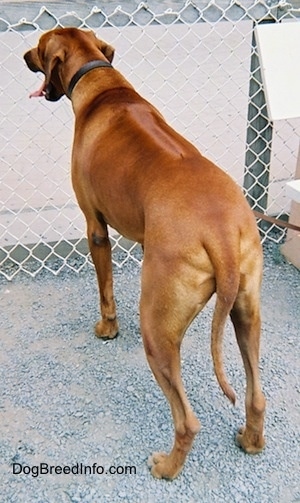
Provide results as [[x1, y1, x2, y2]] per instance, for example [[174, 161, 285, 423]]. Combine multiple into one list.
[[29, 78, 46, 98], [29, 79, 60, 101]]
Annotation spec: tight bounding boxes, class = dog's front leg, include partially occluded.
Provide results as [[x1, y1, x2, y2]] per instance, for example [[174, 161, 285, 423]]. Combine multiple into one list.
[[87, 218, 119, 339]]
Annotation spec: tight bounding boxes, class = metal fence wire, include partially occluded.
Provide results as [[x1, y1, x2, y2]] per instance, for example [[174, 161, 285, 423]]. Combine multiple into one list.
[[0, 1, 300, 279]]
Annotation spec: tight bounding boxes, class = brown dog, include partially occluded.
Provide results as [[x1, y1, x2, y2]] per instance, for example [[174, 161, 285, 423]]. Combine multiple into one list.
[[24, 27, 266, 479]]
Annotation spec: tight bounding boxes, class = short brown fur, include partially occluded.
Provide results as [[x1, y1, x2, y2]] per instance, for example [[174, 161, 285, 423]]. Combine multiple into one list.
[[24, 28, 266, 479]]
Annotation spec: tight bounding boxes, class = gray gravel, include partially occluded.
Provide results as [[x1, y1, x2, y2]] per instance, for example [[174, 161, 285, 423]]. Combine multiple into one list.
[[0, 241, 299, 503]]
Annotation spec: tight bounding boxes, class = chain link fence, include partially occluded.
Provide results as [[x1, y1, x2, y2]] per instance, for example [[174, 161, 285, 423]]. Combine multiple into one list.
[[1, 1, 300, 279]]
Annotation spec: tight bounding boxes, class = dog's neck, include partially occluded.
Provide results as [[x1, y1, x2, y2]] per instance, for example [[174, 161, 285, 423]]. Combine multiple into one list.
[[67, 60, 113, 99], [68, 62, 134, 117]]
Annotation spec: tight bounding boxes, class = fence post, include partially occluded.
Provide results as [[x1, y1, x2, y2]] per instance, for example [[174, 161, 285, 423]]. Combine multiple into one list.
[[244, 20, 274, 224]]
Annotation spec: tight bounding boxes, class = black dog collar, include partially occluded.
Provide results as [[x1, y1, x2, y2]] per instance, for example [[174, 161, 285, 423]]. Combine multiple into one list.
[[67, 60, 113, 98]]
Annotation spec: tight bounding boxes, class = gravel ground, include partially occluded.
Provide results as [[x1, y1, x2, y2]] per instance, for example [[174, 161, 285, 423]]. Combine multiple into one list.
[[0, 241, 299, 503]]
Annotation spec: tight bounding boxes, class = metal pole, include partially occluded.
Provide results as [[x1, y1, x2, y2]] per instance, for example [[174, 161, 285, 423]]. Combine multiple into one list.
[[244, 21, 274, 225]]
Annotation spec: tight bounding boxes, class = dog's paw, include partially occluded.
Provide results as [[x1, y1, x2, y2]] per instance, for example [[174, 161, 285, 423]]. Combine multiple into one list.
[[147, 452, 182, 480], [236, 426, 266, 454], [94, 319, 119, 339], [148, 452, 170, 479]]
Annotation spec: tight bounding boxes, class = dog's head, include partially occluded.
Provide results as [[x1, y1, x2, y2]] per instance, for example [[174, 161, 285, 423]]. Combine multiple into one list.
[[24, 27, 115, 101]]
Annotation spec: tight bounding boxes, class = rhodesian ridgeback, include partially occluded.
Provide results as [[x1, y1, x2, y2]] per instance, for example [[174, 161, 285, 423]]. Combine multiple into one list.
[[24, 27, 266, 479]]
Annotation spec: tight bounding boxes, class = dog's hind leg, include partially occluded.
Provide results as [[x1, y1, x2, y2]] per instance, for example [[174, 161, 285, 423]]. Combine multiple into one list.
[[230, 269, 266, 454], [140, 257, 214, 479], [142, 319, 200, 479]]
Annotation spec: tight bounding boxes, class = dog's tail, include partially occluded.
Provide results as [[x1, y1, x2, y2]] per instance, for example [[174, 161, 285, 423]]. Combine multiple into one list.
[[206, 234, 240, 405]]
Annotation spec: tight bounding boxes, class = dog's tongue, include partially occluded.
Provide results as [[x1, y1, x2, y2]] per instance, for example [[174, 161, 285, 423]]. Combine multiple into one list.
[[29, 79, 46, 98]]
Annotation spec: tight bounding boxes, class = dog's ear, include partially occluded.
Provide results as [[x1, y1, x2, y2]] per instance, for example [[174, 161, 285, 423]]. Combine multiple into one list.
[[33, 31, 66, 101], [95, 37, 115, 63], [102, 42, 115, 63], [40, 35, 65, 87]]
